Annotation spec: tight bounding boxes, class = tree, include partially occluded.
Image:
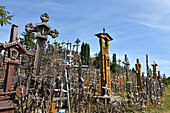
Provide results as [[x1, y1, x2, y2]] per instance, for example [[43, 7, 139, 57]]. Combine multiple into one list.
[[93, 51, 100, 69], [53, 41, 60, 50], [112, 53, 116, 63], [81, 42, 90, 65], [0, 6, 14, 26], [19, 32, 36, 50], [87, 44, 90, 65], [81, 42, 85, 64], [85, 43, 88, 65], [110, 53, 117, 73]]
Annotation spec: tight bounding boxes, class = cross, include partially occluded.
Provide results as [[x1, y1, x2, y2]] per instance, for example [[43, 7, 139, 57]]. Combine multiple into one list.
[[25, 13, 59, 76], [94, 53, 98, 57], [135, 59, 142, 96], [66, 40, 71, 51], [122, 54, 130, 92], [102, 84, 110, 107], [103, 28, 105, 33], [117, 59, 121, 78], [0, 24, 34, 112], [75, 38, 81, 53], [73, 44, 76, 52], [117, 76, 123, 93], [61, 40, 65, 48], [118, 59, 121, 65]]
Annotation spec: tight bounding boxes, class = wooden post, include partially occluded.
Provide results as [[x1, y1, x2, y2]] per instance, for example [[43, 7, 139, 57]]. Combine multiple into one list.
[[135, 59, 142, 96]]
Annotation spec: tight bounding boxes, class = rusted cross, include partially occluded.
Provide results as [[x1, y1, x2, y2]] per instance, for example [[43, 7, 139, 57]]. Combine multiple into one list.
[[25, 13, 59, 75], [117, 76, 123, 93]]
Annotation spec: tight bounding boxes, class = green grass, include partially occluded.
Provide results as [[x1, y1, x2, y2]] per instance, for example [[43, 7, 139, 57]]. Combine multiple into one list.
[[147, 85, 170, 113]]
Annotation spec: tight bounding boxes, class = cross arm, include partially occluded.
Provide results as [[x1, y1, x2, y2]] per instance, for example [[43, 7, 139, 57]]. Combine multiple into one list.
[[48, 29, 59, 38], [25, 23, 37, 33]]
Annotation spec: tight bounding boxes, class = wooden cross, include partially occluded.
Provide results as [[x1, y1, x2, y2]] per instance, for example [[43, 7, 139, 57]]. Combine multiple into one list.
[[135, 59, 142, 96], [117, 76, 123, 93]]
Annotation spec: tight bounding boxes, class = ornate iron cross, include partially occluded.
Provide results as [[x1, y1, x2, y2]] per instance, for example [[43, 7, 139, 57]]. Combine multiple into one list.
[[25, 13, 59, 75]]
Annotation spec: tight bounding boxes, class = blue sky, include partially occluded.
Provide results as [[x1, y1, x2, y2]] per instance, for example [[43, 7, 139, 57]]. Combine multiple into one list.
[[1, 0, 170, 77]]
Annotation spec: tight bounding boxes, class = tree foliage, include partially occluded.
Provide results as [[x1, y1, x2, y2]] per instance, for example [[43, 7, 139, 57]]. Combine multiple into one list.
[[112, 53, 116, 63], [110, 53, 117, 73], [53, 41, 60, 50], [19, 32, 36, 50], [81, 42, 90, 65], [92, 51, 100, 69], [0, 6, 14, 26], [81, 42, 85, 63]]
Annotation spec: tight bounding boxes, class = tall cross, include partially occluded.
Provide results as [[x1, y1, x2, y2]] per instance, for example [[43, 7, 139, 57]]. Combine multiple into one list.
[[3, 24, 19, 92], [66, 40, 71, 51], [25, 13, 59, 76], [135, 59, 142, 96], [122, 54, 130, 93], [146, 54, 149, 77], [118, 59, 121, 78], [0, 24, 34, 112], [117, 76, 123, 93], [123, 54, 130, 81]]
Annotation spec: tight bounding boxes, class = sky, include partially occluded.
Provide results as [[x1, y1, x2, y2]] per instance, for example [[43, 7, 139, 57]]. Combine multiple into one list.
[[0, 0, 170, 77]]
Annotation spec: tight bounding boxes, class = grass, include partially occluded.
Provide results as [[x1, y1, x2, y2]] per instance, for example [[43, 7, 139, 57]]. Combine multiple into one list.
[[147, 85, 170, 113]]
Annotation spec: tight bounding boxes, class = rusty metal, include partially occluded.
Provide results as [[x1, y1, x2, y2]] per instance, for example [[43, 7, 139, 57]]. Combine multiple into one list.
[[16, 85, 26, 98], [0, 24, 34, 113]]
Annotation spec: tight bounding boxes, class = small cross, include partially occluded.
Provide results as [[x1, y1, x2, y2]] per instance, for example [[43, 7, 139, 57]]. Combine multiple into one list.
[[117, 76, 123, 93], [103, 28, 105, 33]]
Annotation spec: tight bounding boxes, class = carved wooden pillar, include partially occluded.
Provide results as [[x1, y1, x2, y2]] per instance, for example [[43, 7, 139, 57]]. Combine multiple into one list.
[[96, 29, 113, 95]]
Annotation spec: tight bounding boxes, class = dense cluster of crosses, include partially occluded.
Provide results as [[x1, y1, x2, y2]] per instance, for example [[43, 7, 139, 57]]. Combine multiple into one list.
[[0, 13, 168, 113]]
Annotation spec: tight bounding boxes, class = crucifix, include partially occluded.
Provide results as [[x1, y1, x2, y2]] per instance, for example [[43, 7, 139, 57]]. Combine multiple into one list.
[[25, 13, 59, 76], [122, 54, 130, 93]]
